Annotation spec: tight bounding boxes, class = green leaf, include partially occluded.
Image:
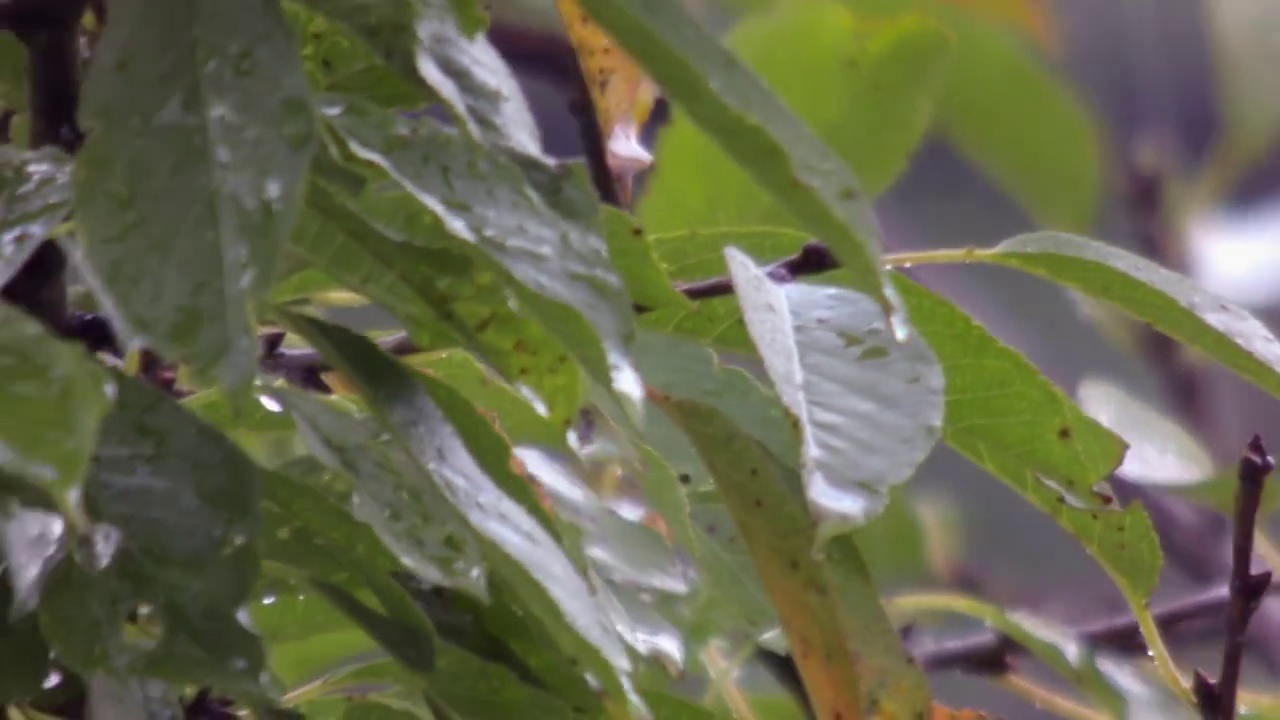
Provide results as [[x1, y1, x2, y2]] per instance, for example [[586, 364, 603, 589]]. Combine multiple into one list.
[[260, 469, 402, 582], [975, 232, 1280, 403], [641, 690, 730, 719], [312, 581, 436, 676], [601, 208, 689, 311], [725, 247, 944, 539], [292, 181, 583, 427], [321, 98, 639, 410], [0, 577, 50, 704], [277, 389, 489, 598], [73, 0, 318, 391], [412, 0, 540, 154], [290, 0, 424, 93], [280, 311, 640, 713], [402, 350, 568, 448], [643, 229, 1163, 602], [640, 5, 952, 231], [895, 276, 1161, 600], [286, 2, 426, 108], [577, 0, 900, 320], [932, 16, 1099, 229], [38, 376, 266, 694], [0, 147, 73, 286], [0, 304, 112, 503], [656, 397, 930, 717], [686, 487, 777, 642]]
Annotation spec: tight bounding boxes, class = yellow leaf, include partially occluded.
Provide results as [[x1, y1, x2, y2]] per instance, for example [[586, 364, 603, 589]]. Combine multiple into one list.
[[555, 0, 661, 201]]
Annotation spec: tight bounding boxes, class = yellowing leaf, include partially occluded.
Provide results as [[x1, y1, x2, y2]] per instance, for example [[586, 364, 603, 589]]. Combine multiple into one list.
[[556, 0, 661, 200]]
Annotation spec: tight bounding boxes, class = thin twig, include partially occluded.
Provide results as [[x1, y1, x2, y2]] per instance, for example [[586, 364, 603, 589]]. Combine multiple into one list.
[[910, 578, 1278, 675], [1193, 436, 1275, 719]]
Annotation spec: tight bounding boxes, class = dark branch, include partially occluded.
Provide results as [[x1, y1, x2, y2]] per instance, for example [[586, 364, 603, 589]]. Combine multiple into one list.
[[1194, 436, 1275, 719], [672, 241, 840, 302]]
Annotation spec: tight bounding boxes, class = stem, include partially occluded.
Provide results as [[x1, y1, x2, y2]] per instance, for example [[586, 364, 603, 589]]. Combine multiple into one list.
[[700, 643, 758, 720], [996, 675, 1108, 720], [881, 247, 986, 268], [1136, 601, 1194, 705], [1194, 435, 1275, 719]]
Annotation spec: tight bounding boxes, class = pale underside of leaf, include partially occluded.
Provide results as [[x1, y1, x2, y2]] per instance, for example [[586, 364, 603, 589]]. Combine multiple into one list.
[[725, 248, 944, 540]]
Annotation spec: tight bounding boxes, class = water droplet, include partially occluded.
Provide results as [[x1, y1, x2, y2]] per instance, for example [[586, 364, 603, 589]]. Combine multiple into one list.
[[257, 394, 283, 413], [262, 177, 283, 205], [260, 594, 277, 605]]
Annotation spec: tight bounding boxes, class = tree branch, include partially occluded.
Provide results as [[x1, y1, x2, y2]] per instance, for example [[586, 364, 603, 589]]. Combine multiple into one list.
[[1193, 436, 1275, 719]]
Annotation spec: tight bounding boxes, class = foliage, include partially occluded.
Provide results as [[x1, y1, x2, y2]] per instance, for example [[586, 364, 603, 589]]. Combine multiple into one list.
[[1, 0, 1278, 718]]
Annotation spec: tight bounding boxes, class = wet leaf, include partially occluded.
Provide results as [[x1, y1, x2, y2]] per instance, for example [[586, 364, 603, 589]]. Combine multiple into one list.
[[572, 0, 901, 321], [293, 181, 583, 428], [413, 0, 540, 154], [321, 97, 641, 412], [285, 2, 426, 108], [277, 389, 489, 598], [0, 304, 113, 503], [641, 229, 1163, 603], [641, 6, 951, 231], [38, 376, 266, 694], [980, 232, 1280, 402], [657, 396, 931, 718], [281, 311, 640, 714], [0, 147, 72, 286], [0, 505, 68, 616], [726, 247, 944, 540], [290, 0, 424, 92], [259, 469, 403, 582], [402, 349, 568, 449], [73, 0, 317, 391]]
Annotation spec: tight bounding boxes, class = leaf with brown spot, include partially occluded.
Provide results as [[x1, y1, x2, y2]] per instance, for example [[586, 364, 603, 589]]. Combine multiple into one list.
[[653, 384, 930, 717]]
